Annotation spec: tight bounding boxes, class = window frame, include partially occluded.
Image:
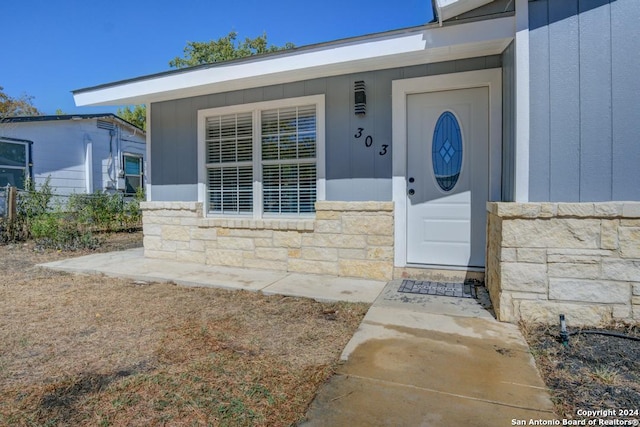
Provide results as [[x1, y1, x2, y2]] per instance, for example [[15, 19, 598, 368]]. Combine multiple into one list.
[[197, 94, 325, 219], [122, 153, 144, 195], [0, 138, 31, 189]]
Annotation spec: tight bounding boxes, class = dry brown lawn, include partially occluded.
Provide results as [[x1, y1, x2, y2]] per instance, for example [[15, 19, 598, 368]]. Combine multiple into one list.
[[0, 232, 369, 426], [522, 321, 640, 421]]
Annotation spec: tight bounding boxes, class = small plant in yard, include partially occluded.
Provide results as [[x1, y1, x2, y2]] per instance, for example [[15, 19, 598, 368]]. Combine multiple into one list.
[[67, 187, 143, 232], [591, 366, 620, 385], [20, 176, 54, 216], [29, 212, 100, 251]]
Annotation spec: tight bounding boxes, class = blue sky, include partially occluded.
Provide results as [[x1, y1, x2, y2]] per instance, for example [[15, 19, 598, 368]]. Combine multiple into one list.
[[2, 0, 433, 115]]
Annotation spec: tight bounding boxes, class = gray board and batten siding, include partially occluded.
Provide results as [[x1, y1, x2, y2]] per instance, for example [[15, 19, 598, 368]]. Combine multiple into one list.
[[528, 0, 640, 202], [501, 40, 516, 202], [149, 56, 503, 203]]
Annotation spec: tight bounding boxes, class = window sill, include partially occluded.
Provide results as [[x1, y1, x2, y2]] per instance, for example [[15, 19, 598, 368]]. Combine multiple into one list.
[[199, 217, 315, 231]]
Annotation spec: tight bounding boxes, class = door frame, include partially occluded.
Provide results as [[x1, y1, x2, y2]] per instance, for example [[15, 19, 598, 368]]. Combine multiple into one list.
[[391, 69, 502, 268]]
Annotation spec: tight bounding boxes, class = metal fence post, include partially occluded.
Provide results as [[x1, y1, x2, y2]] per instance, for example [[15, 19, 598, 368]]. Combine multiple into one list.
[[7, 186, 17, 222]]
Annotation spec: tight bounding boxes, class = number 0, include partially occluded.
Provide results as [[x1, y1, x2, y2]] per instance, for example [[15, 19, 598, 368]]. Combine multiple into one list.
[[365, 135, 373, 147]]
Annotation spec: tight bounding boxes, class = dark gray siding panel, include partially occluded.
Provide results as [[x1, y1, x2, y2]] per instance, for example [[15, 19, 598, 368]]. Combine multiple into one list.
[[349, 72, 376, 182], [263, 85, 284, 101], [150, 102, 171, 184], [243, 87, 264, 104], [225, 91, 244, 106], [284, 81, 306, 99], [528, 0, 551, 201], [611, 0, 640, 200], [175, 98, 197, 185], [373, 68, 398, 181], [501, 41, 515, 202], [528, 0, 640, 202], [548, 0, 580, 202], [304, 78, 327, 96], [150, 56, 501, 202], [579, 0, 612, 201], [325, 74, 351, 181]]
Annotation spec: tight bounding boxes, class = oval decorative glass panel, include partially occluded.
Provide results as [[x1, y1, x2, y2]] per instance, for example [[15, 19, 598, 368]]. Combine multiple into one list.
[[431, 111, 463, 192]]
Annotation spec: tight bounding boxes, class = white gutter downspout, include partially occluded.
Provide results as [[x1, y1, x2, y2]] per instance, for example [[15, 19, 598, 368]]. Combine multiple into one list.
[[84, 135, 93, 193], [145, 103, 151, 202], [514, 0, 530, 202]]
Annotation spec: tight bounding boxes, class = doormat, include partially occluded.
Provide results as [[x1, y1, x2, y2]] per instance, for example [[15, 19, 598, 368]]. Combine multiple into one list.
[[398, 279, 476, 299]]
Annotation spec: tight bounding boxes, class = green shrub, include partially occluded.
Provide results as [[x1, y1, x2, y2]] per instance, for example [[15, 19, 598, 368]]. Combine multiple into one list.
[[68, 192, 121, 229], [30, 213, 100, 250], [0, 177, 53, 243], [1, 177, 143, 249], [19, 176, 54, 219], [67, 189, 143, 232]]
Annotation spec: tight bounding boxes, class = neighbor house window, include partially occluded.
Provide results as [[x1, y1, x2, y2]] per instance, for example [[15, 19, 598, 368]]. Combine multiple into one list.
[[123, 154, 143, 194], [0, 139, 30, 189], [199, 95, 324, 217]]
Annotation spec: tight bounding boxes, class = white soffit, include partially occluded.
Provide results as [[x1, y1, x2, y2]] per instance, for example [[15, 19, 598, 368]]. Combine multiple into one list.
[[74, 16, 514, 107], [434, 0, 496, 24]]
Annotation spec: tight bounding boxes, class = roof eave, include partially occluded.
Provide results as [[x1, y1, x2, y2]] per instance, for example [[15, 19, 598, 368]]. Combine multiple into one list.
[[3, 114, 145, 133], [433, 0, 496, 25], [74, 14, 515, 107]]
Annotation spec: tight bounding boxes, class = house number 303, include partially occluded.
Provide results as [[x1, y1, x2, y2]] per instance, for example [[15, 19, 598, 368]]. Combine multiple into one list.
[[354, 128, 388, 156]]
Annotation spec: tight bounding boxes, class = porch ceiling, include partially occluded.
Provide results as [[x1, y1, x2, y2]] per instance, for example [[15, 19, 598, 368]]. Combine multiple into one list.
[[73, 15, 514, 107]]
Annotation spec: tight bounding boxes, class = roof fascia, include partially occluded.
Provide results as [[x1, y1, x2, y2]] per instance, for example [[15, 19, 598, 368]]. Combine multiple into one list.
[[75, 15, 514, 107], [434, 0, 496, 24], [0, 136, 34, 145], [3, 114, 145, 134]]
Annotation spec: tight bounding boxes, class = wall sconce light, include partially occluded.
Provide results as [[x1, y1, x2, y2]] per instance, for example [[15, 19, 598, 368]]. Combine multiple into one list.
[[354, 80, 366, 116]]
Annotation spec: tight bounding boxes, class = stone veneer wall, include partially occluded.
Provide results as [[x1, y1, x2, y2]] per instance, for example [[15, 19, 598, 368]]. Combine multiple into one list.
[[487, 202, 640, 325], [140, 201, 394, 281]]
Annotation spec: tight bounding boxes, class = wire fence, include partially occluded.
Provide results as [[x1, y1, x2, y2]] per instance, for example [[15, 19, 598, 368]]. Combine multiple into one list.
[[0, 184, 142, 230], [0, 186, 6, 218]]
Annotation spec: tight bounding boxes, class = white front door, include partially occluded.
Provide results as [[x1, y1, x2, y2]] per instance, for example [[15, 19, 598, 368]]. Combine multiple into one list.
[[406, 87, 489, 267]]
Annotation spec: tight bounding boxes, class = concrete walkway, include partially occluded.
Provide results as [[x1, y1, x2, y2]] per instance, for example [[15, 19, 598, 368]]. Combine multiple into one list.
[[301, 281, 556, 426], [40, 249, 556, 426]]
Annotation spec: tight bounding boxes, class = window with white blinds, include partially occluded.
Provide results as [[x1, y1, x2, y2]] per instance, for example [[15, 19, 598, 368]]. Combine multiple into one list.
[[261, 105, 316, 214], [205, 113, 253, 214], [200, 96, 322, 217]]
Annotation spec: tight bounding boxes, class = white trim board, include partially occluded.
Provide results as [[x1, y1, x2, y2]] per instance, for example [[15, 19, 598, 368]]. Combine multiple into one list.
[[145, 102, 152, 202], [74, 16, 514, 107], [514, 0, 530, 202], [391, 69, 502, 268]]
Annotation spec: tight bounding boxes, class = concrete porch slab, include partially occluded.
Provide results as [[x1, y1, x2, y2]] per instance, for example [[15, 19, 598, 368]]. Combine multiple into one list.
[[39, 248, 387, 303], [262, 273, 386, 303], [375, 279, 495, 319]]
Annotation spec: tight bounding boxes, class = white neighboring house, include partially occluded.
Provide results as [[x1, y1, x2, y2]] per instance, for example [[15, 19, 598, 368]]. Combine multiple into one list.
[[0, 114, 145, 195]]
